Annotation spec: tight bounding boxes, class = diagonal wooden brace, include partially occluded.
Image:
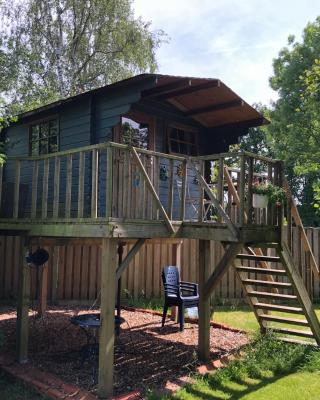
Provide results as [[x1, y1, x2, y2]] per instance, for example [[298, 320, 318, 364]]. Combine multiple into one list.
[[204, 242, 243, 300]]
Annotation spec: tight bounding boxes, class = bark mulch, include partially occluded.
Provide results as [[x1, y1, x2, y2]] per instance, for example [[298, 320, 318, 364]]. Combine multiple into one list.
[[0, 306, 248, 397]]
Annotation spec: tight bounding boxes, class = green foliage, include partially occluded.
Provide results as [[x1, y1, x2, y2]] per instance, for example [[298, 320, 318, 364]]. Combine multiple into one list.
[[268, 17, 320, 225], [0, 0, 166, 114]]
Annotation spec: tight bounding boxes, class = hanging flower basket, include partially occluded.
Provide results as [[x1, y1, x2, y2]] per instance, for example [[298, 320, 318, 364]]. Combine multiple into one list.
[[253, 193, 268, 208], [252, 180, 287, 208]]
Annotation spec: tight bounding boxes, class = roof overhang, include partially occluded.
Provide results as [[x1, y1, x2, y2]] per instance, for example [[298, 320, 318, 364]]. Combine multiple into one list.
[[15, 74, 268, 131], [141, 75, 269, 129]]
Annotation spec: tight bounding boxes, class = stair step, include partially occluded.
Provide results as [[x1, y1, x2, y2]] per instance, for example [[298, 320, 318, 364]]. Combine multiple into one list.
[[254, 302, 304, 314], [259, 314, 309, 326], [236, 266, 287, 276], [247, 291, 297, 300], [237, 254, 281, 262], [279, 337, 318, 346], [246, 242, 279, 249], [269, 327, 314, 339], [242, 279, 292, 288]]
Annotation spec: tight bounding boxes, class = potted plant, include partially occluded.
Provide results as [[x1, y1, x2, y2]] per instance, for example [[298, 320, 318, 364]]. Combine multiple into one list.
[[252, 180, 287, 208]]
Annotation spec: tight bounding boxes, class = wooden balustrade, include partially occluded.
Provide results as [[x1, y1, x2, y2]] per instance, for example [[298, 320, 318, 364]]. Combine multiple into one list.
[[0, 144, 287, 231]]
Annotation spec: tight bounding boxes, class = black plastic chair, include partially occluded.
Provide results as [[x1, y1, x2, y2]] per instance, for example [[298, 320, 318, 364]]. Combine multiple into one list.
[[161, 266, 199, 331]]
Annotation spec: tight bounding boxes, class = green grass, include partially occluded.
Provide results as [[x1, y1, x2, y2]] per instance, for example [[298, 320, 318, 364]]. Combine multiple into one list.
[[0, 372, 47, 400], [213, 304, 320, 333], [147, 333, 320, 400]]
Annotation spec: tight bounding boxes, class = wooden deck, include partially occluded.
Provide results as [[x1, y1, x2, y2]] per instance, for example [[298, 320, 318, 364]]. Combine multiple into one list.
[[0, 142, 284, 244]]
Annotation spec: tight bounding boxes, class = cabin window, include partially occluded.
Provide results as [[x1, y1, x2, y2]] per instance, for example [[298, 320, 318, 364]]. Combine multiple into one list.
[[30, 119, 59, 155], [167, 126, 198, 156], [120, 116, 149, 150]]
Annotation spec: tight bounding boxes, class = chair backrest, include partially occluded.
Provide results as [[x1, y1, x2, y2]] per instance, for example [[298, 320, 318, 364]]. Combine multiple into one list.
[[162, 266, 180, 297]]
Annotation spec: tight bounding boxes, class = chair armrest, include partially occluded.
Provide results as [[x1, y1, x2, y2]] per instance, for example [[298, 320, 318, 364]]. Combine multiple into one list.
[[180, 281, 198, 287], [179, 282, 198, 296]]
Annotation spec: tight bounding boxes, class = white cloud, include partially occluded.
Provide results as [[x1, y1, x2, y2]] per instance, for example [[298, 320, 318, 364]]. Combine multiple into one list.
[[134, 0, 320, 105]]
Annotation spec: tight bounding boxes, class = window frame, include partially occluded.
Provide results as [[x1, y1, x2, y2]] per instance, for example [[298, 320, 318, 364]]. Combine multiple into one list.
[[114, 111, 155, 151], [167, 123, 199, 156], [28, 115, 60, 156]]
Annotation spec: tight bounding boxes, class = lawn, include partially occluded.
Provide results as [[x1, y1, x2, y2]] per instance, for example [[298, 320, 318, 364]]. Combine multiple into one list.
[[148, 332, 320, 400], [140, 301, 320, 400]]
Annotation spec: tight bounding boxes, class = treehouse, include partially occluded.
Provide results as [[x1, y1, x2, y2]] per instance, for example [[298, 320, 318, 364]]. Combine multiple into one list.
[[0, 74, 319, 398]]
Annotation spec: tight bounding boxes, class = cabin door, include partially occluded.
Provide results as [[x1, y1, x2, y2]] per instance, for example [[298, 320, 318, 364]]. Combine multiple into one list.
[[113, 112, 155, 219]]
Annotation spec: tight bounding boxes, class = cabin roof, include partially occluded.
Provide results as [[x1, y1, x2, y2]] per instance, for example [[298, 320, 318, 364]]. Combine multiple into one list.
[[17, 73, 268, 129]]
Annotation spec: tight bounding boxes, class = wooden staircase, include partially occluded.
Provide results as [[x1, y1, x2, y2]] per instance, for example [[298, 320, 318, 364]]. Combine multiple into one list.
[[234, 242, 320, 346]]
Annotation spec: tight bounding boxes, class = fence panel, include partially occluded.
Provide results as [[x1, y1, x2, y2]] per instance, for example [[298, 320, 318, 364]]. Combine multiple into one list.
[[1, 228, 320, 303]]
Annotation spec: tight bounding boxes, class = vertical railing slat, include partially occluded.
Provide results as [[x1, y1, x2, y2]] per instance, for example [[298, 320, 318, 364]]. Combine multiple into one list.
[[106, 146, 113, 218], [42, 158, 49, 219], [198, 160, 205, 222], [180, 160, 187, 221], [13, 160, 21, 219], [267, 163, 273, 225], [239, 155, 246, 226], [53, 157, 61, 219], [91, 149, 98, 218], [77, 152, 85, 218], [125, 150, 131, 219], [247, 157, 253, 224], [31, 161, 39, 218], [65, 155, 73, 218], [168, 159, 174, 220], [217, 157, 224, 223], [152, 156, 159, 220]]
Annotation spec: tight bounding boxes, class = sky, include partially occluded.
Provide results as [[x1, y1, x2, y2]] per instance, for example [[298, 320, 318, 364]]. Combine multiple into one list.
[[134, 0, 320, 106]]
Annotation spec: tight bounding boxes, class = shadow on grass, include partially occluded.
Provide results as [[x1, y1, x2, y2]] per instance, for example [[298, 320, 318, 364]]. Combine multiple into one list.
[[184, 373, 289, 400]]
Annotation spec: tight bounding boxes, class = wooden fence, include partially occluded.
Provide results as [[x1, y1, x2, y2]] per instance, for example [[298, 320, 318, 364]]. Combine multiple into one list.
[[1, 227, 320, 303]]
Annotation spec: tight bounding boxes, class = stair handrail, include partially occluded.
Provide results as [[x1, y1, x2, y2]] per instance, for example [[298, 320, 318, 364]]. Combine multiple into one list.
[[283, 178, 320, 277]]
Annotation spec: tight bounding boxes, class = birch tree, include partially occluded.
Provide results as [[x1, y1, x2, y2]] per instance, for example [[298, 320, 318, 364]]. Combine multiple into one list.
[[0, 0, 165, 112]]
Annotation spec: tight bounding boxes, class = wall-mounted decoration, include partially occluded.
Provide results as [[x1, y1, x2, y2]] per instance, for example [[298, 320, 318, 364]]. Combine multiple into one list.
[[176, 163, 183, 178], [133, 172, 141, 188], [159, 165, 168, 181]]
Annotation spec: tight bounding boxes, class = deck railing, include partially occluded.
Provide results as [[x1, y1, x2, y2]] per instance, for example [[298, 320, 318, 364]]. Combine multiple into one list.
[[0, 143, 286, 230]]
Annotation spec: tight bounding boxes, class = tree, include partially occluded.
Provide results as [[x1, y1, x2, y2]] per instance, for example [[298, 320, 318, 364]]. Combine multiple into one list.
[[268, 17, 320, 226], [0, 0, 165, 113]]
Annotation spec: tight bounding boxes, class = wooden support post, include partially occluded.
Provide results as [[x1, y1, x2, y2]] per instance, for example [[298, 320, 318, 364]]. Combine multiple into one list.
[[37, 264, 48, 318], [98, 238, 117, 399], [51, 246, 60, 303], [198, 239, 211, 361], [16, 236, 30, 363], [171, 241, 182, 321]]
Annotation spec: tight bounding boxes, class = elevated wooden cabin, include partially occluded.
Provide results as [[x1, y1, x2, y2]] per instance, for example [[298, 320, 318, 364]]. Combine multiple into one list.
[[1, 74, 319, 398]]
